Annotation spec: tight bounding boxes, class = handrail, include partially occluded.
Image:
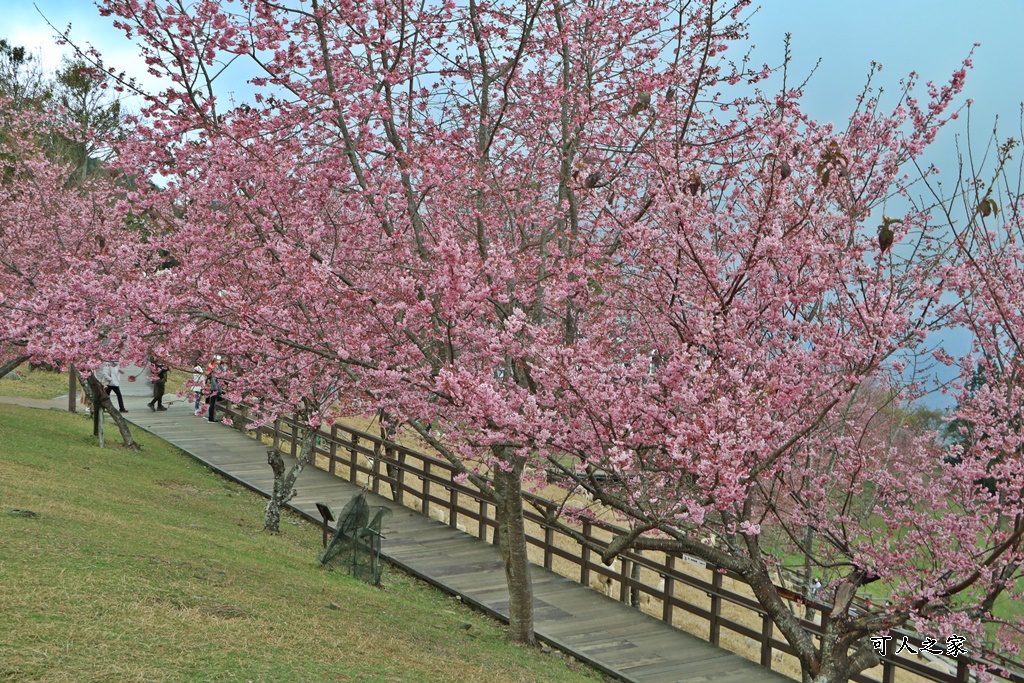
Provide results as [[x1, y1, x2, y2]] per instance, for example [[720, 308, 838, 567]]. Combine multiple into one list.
[[223, 405, 1023, 683]]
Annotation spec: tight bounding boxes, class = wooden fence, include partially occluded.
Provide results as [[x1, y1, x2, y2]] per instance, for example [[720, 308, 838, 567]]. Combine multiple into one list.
[[223, 405, 1023, 683]]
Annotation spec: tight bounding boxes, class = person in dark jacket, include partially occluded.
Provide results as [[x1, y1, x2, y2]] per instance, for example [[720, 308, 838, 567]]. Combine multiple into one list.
[[148, 362, 169, 411], [207, 360, 225, 422]]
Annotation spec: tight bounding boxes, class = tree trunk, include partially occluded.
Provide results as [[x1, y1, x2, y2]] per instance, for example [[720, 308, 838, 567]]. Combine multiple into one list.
[[802, 524, 817, 621], [0, 354, 30, 380], [81, 373, 139, 450], [90, 381, 102, 436], [492, 449, 535, 645], [797, 575, 881, 683], [264, 426, 315, 533]]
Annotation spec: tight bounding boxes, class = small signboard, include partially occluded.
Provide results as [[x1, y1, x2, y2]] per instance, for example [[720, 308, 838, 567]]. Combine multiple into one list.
[[681, 553, 707, 569]]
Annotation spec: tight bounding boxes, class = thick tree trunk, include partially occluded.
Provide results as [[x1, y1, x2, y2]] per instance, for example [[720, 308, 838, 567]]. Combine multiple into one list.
[[264, 427, 315, 533], [0, 354, 30, 381], [492, 450, 535, 645], [742, 558, 822, 681], [81, 373, 139, 450], [796, 575, 882, 683]]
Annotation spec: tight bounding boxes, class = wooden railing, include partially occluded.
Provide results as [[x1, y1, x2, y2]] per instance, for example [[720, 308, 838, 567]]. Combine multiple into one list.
[[223, 405, 1023, 683]]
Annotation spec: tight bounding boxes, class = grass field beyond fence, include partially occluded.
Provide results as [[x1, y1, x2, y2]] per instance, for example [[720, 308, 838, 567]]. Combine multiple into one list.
[[0, 403, 604, 683]]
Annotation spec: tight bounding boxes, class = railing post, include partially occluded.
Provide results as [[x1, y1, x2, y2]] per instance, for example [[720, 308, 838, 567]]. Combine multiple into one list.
[[449, 485, 459, 529], [329, 425, 338, 475], [396, 452, 406, 505], [710, 570, 723, 645], [372, 448, 382, 494], [544, 514, 555, 570], [372, 437, 381, 493], [630, 553, 642, 608], [478, 500, 489, 540], [882, 659, 895, 683], [760, 613, 774, 669], [384, 441, 398, 501], [422, 462, 431, 517], [290, 419, 299, 458], [272, 418, 280, 452], [580, 519, 592, 587], [347, 433, 358, 484], [662, 555, 675, 624], [619, 557, 631, 604]]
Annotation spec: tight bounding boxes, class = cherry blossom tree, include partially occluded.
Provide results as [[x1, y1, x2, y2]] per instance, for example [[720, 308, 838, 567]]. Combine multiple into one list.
[[930, 125, 1024, 662], [96, 0, 760, 643], [90, 0, 1023, 674], [0, 91, 147, 448], [530, 66, 1024, 683]]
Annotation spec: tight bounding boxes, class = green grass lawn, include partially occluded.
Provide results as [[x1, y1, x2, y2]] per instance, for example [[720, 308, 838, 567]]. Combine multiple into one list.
[[0, 364, 70, 400], [0, 404, 606, 683]]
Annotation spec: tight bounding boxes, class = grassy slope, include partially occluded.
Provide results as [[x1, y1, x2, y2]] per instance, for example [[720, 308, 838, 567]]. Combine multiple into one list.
[[0, 365, 70, 400], [4, 367, 1019, 655], [0, 404, 605, 683]]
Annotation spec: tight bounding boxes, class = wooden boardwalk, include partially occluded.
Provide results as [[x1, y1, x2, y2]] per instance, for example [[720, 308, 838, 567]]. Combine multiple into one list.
[[106, 389, 790, 683]]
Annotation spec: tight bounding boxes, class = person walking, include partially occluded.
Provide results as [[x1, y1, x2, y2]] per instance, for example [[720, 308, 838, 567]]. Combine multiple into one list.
[[148, 362, 168, 411], [207, 360, 223, 423], [191, 363, 206, 415], [96, 359, 128, 413]]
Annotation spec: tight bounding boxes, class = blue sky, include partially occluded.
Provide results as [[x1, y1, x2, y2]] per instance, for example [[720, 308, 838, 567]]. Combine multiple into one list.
[[9, 0, 1024, 135], [8, 0, 1022, 131], [747, 1, 1023, 131], [8, 0, 1023, 134]]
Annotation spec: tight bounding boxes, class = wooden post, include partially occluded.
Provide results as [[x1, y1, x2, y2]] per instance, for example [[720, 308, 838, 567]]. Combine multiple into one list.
[[396, 452, 407, 505], [544, 524, 555, 570], [422, 462, 431, 517], [273, 418, 280, 452], [384, 441, 398, 501], [329, 425, 338, 475], [580, 519, 592, 587], [449, 486, 459, 529], [630, 553, 642, 608], [619, 557, 631, 603], [882, 660, 896, 683], [371, 448, 381, 494], [68, 364, 77, 413], [348, 434, 359, 484], [710, 570, 723, 645], [662, 556, 676, 624], [955, 658, 969, 683], [760, 613, 774, 668], [478, 500, 488, 540]]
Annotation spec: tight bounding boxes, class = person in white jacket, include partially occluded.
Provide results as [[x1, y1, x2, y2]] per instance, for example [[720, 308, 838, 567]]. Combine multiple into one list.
[[96, 360, 128, 412], [191, 364, 206, 415]]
